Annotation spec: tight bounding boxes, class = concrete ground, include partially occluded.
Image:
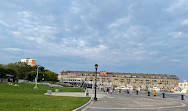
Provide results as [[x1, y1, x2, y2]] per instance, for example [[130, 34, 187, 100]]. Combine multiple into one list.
[[87, 92, 188, 111], [44, 89, 107, 98]]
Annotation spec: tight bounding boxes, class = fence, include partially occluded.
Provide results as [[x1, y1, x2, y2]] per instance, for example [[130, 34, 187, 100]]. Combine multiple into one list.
[[119, 90, 187, 100]]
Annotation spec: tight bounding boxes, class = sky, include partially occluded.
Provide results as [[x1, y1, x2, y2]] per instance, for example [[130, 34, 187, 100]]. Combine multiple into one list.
[[0, 0, 188, 81]]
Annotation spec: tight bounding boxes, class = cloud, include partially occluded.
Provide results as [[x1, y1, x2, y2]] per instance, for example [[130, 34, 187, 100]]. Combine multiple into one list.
[[170, 59, 181, 63], [0, 0, 188, 80], [182, 19, 188, 25], [169, 32, 183, 38], [12, 31, 21, 35], [0, 20, 10, 27], [3, 48, 26, 52], [166, 0, 188, 12], [9, 11, 58, 44], [108, 16, 131, 28]]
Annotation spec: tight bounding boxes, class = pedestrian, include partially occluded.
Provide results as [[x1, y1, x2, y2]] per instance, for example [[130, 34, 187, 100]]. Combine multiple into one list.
[[153, 90, 156, 97], [110, 88, 113, 96], [107, 88, 109, 94], [113, 87, 115, 92]]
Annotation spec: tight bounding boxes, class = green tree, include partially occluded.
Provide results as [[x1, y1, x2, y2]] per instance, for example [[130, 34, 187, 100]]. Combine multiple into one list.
[[7, 62, 32, 79], [6, 68, 17, 82], [32, 65, 45, 72], [0, 66, 6, 82], [45, 71, 57, 81], [26, 71, 50, 82], [38, 72, 49, 81], [26, 71, 36, 81]]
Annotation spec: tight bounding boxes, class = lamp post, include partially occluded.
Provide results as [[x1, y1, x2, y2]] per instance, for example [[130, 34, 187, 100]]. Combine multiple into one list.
[[94, 64, 98, 101], [34, 66, 40, 89], [42, 74, 44, 81]]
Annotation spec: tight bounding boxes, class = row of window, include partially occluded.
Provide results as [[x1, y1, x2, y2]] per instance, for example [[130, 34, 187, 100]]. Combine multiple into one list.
[[179, 84, 188, 86]]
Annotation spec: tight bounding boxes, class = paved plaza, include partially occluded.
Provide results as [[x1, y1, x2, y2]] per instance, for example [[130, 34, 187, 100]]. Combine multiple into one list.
[[87, 92, 188, 111]]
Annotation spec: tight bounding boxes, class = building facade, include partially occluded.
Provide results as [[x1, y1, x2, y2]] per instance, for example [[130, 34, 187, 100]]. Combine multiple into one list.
[[58, 70, 179, 91], [21, 58, 36, 67], [179, 81, 188, 89]]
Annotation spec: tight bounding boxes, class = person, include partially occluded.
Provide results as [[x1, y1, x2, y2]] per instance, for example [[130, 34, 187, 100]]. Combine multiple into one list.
[[107, 88, 109, 94], [8, 82, 12, 85], [118, 89, 121, 93], [49, 85, 53, 88], [153, 90, 156, 97], [110, 88, 113, 96]]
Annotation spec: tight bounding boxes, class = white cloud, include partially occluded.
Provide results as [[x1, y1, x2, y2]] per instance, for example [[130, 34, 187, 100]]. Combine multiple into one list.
[[169, 32, 183, 38], [1, 1, 188, 72], [3, 48, 26, 52], [166, 0, 187, 12], [0, 20, 10, 27], [182, 19, 188, 25], [12, 31, 21, 35], [170, 59, 181, 63], [108, 16, 130, 28], [10, 11, 58, 44]]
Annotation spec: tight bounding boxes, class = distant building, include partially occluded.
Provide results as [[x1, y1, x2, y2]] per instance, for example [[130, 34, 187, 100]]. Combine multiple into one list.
[[179, 81, 188, 89], [58, 70, 179, 91], [21, 58, 36, 66], [0, 64, 6, 66]]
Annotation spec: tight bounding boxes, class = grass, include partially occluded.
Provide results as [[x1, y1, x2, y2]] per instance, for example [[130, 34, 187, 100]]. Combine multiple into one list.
[[0, 83, 90, 111]]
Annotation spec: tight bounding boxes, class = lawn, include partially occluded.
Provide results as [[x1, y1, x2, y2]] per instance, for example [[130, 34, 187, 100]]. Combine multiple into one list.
[[0, 83, 90, 111]]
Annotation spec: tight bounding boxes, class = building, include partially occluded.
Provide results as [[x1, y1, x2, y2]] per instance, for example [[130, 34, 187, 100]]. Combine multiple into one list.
[[21, 58, 36, 66], [58, 70, 179, 91], [0, 64, 6, 66], [179, 81, 188, 89]]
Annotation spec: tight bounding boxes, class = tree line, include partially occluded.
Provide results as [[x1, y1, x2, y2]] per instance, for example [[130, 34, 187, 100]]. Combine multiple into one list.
[[0, 62, 58, 82]]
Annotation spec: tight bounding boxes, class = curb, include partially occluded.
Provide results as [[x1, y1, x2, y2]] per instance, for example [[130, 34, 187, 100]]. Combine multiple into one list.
[[72, 97, 92, 111]]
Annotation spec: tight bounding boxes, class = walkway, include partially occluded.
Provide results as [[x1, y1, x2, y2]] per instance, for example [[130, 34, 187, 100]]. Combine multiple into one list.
[[87, 92, 188, 111], [44, 89, 107, 98]]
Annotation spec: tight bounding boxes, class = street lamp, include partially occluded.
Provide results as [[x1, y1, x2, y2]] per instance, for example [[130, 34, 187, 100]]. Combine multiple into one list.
[[94, 64, 98, 101], [34, 66, 40, 89], [42, 74, 44, 81]]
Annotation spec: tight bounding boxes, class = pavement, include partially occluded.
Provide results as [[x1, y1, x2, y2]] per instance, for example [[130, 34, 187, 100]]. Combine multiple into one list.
[[87, 92, 188, 111], [44, 89, 107, 98]]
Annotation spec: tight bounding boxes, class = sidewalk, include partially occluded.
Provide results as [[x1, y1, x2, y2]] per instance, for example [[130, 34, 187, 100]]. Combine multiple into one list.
[[44, 89, 107, 98], [87, 92, 188, 111]]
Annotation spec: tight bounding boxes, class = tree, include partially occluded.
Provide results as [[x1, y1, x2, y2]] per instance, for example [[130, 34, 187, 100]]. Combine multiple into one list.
[[26, 71, 36, 81], [45, 71, 57, 81], [5, 62, 57, 82], [0, 66, 6, 82], [38, 72, 49, 81], [32, 65, 45, 72], [26, 71, 50, 82], [6, 68, 17, 82], [39, 66, 45, 72], [7, 62, 32, 79]]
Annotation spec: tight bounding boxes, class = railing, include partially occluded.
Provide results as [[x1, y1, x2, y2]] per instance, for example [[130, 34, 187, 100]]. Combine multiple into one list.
[[117, 90, 186, 100]]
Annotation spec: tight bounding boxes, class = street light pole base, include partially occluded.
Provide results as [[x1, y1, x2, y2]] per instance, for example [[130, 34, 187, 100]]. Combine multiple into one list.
[[94, 97, 97, 101], [34, 86, 38, 89]]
